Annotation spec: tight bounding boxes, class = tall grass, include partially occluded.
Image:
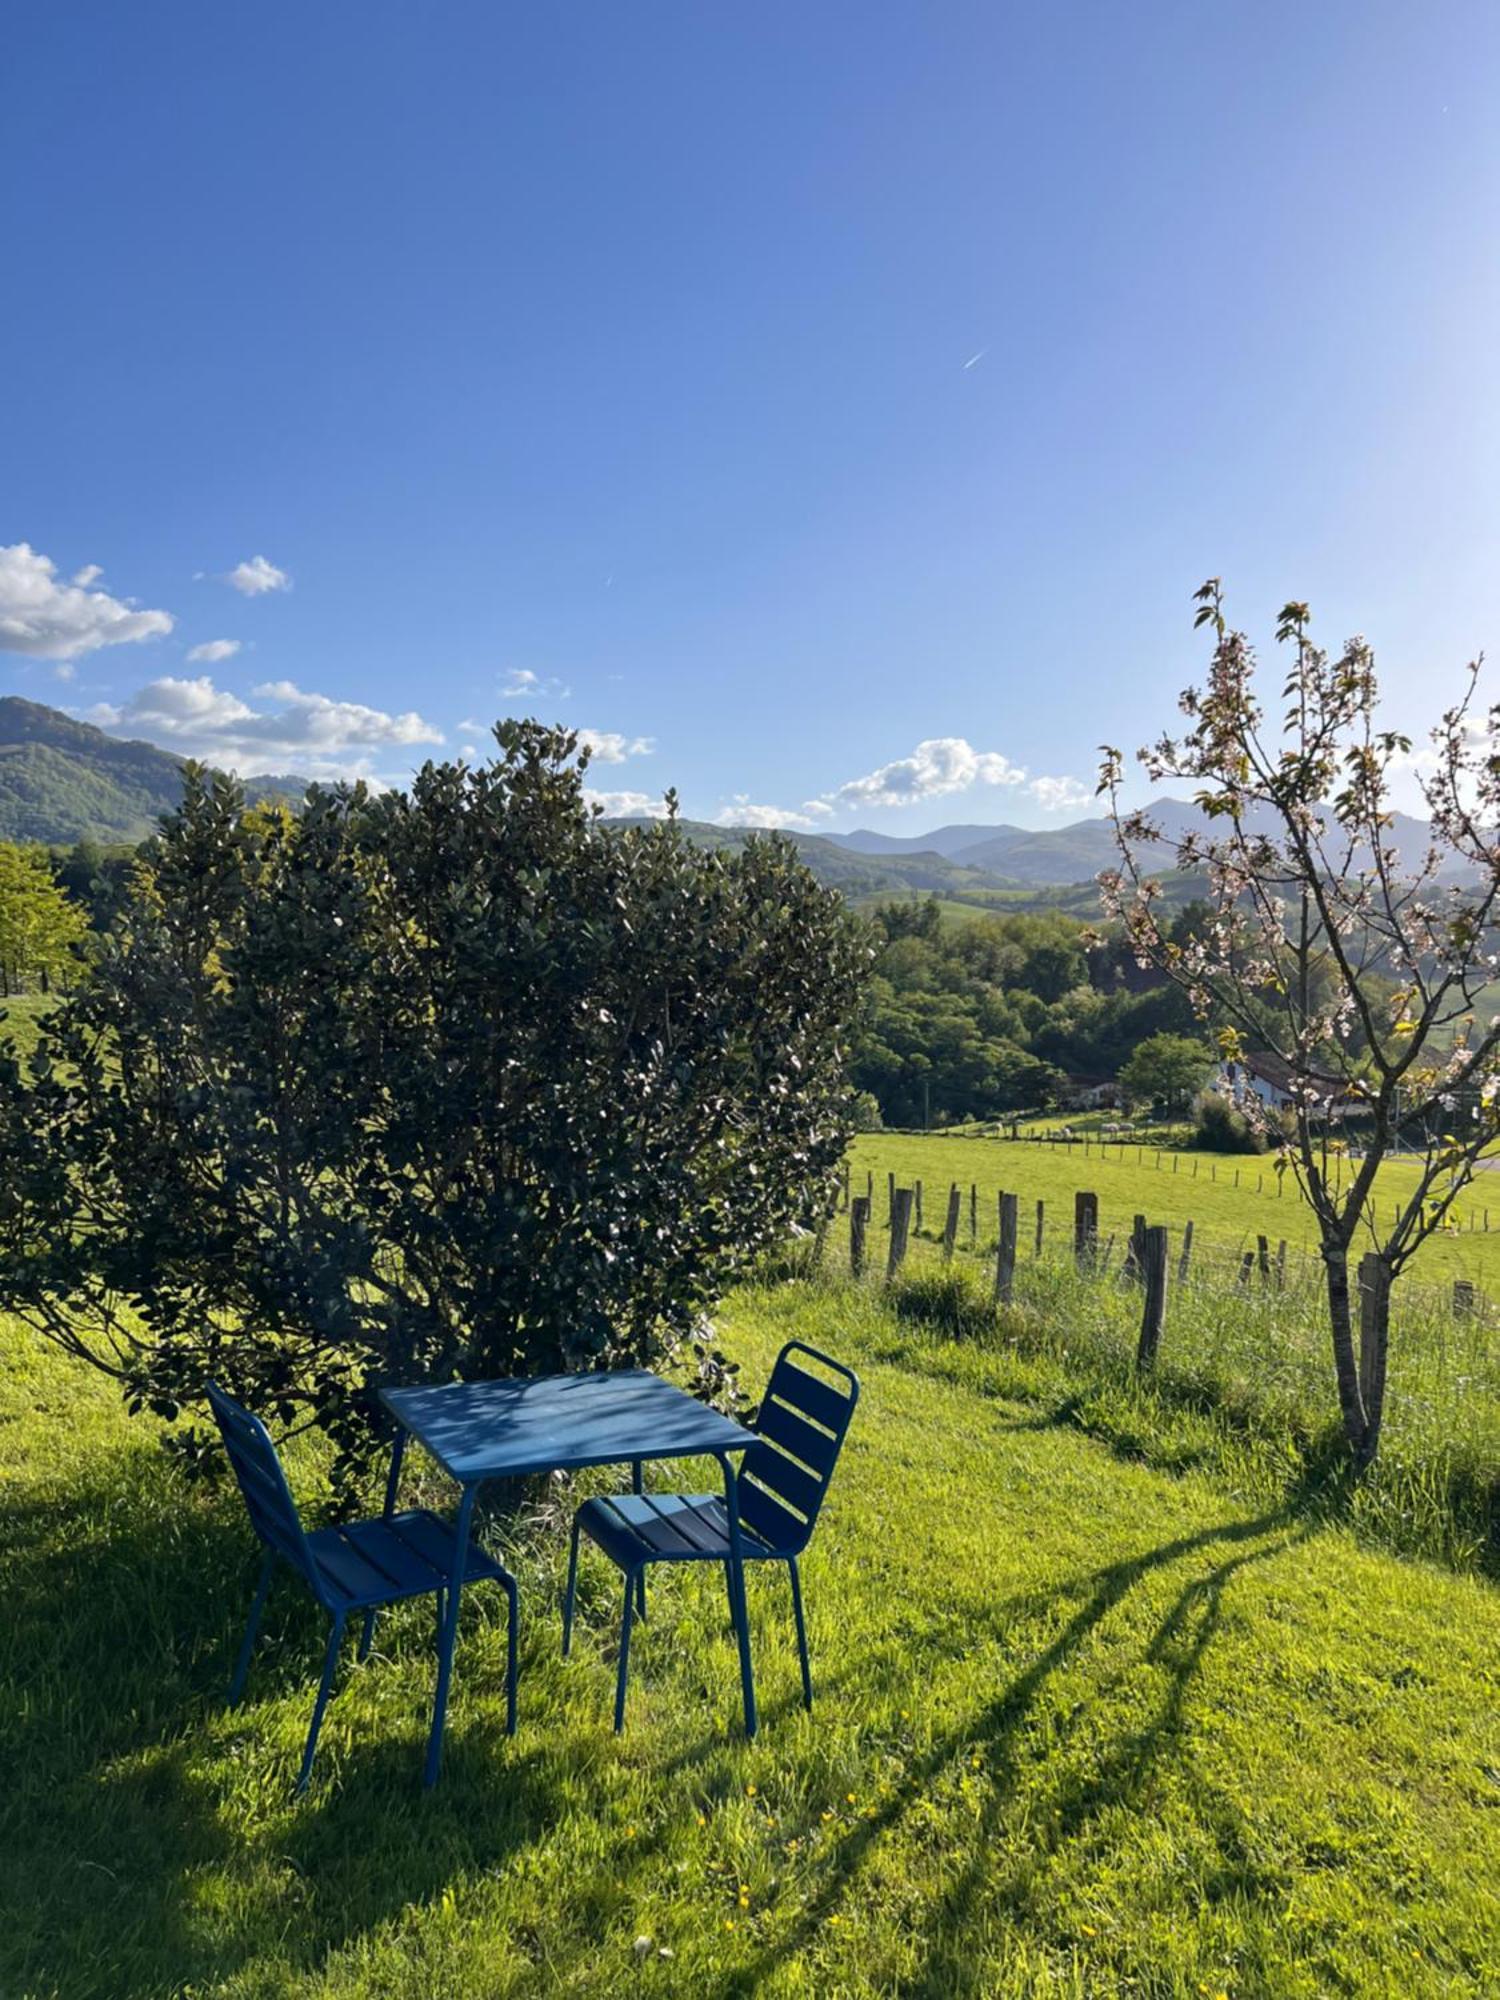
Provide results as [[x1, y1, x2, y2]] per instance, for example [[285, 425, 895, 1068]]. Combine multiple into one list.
[[815, 1222, 1500, 1578]]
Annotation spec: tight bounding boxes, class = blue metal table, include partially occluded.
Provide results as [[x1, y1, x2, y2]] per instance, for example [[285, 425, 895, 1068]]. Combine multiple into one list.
[[380, 1369, 758, 1784]]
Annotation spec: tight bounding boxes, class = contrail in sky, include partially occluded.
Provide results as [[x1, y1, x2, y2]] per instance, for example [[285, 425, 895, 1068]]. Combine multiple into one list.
[[963, 348, 987, 370]]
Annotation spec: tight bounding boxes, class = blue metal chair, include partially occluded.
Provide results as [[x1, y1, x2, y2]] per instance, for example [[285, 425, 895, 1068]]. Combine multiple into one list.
[[562, 1341, 859, 1729], [208, 1383, 519, 1791]]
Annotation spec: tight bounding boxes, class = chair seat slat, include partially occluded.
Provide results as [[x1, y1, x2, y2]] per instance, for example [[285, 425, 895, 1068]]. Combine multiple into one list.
[[640, 1494, 729, 1555], [308, 1530, 406, 1605], [381, 1509, 508, 1586]]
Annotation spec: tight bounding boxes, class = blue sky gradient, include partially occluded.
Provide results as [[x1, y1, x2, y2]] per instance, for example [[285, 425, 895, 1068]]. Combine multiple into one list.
[[5, 2, 1498, 827]]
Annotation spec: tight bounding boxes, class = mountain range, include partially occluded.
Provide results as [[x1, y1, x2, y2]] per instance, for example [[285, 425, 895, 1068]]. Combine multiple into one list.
[[0, 697, 307, 845], [0, 696, 1449, 907]]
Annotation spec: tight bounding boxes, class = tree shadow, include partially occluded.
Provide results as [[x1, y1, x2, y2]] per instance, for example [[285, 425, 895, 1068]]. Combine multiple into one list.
[[722, 1501, 1307, 1998], [0, 1459, 561, 1998], [0, 1413, 1340, 1999]]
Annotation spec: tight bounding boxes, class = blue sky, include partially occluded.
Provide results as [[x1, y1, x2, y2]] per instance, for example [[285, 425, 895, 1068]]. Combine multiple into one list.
[[4, 2, 1498, 829]]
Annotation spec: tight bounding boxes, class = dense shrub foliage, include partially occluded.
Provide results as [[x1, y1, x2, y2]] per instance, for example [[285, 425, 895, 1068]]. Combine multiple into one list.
[[0, 723, 867, 1485], [1190, 1091, 1270, 1154]]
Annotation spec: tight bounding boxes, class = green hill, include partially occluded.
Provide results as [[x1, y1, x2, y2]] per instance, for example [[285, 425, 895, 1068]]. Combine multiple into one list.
[[0, 698, 307, 843], [604, 815, 1029, 900]]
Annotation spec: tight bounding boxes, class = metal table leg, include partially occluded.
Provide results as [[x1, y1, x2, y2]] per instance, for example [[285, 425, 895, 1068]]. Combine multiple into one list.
[[424, 1479, 478, 1787], [717, 1451, 757, 1738]]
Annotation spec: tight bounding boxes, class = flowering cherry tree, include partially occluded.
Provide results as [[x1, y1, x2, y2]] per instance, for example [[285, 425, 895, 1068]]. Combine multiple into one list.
[[1100, 582, 1500, 1467]]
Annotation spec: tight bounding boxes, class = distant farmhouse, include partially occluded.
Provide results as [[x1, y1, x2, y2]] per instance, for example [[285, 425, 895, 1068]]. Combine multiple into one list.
[[1222, 1052, 1360, 1120], [1062, 1073, 1121, 1111]]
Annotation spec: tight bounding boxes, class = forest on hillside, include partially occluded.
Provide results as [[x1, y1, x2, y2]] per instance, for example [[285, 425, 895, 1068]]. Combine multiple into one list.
[[847, 896, 1202, 1124]]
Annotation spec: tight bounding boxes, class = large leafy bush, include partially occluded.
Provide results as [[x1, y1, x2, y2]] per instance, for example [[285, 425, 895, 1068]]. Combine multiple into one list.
[[0, 724, 866, 1487]]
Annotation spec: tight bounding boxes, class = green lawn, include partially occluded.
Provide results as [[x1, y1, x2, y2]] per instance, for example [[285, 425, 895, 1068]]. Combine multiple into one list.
[[3, 1292, 1498, 1998]]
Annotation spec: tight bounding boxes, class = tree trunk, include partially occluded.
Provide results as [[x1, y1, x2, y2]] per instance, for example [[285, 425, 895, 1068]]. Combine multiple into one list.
[[1356, 1252, 1391, 1469], [1322, 1242, 1372, 1461]]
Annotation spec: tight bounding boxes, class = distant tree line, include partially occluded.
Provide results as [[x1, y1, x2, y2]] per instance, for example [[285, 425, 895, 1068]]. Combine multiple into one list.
[[848, 896, 1219, 1125]]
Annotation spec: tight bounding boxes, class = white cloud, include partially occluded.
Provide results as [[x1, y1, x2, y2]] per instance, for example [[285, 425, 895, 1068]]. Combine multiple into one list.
[[72, 564, 102, 586], [53, 662, 76, 682], [825, 737, 1027, 812], [459, 742, 478, 762], [502, 667, 571, 699], [96, 675, 443, 777], [186, 638, 242, 664], [226, 555, 291, 596], [585, 788, 671, 819], [817, 734, 1090, 820], [0, 542, 174, 660], [1030, 774, 1091, 814], [577, 728, 653, 764], [714, 797, 823, 832]]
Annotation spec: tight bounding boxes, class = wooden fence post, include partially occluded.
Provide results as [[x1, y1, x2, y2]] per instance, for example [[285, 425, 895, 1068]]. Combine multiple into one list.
[[1123, 1212, 1146, 1284], [850, 1196, 870, 1278], [1137, 1224, 1168, 1367], [865, 1170, 873, 1205], [1035, 1197, 1045, 1256], [1276, 1239, 1287, 1291], [886, 1187, 913, 1284], [1074, 1190, 1098, 1272], [915, 1180, 923, 1230], [970, 1183, 978, 1244], [1237, 1250, 1254, 1289], [1177, 1219, 1194, 1284], [1454, 1278, 1475, 1317], [995, 1192, 1019, 1303], [942, 1184, 962, 1262], [1256, 1234, 1271, 1286], [887, 1171, 896, 1230]]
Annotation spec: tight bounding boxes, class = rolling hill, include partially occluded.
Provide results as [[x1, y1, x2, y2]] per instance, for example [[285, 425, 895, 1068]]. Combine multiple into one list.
[[0, 698, 307, 844]]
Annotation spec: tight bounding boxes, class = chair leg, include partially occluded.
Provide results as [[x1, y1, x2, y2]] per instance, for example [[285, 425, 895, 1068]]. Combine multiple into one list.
[[614, 1570, 637, 1732], [229, 1551, 274, 1707], [788, 1557, 813, 1710], [562, 1516, 581, 1657], [296, 1614, 345, 1795], [358, 1610, 377, 1663], [504, 1571, 519, 1737], [631, 1462, 647, 1619]]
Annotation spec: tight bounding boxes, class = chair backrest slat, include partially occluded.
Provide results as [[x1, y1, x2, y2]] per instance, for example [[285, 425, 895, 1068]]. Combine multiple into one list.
[[207, 1383, 321, 1595], [739, 1477, 810, 1552], [755, 1396, 842, 1479], [772, 1360, 850, 1437], [739, 1341, 859, 1555]]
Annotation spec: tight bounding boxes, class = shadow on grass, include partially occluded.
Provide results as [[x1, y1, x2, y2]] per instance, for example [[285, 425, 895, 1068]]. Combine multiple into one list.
[[716, 1501, 1310, 1999], [0, 1454, 560, 1999], [0, 1412, 1334, 1999], [886, 1326, 1500, 1576]]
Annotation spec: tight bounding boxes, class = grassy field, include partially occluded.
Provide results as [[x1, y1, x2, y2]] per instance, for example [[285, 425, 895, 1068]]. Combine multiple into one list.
[[3, 1290, 1499, 1999], [850, 1130, 1500, 1292], [0, 990, 56, 1064], [846, 1132, 1500, 1577]]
